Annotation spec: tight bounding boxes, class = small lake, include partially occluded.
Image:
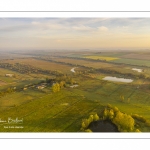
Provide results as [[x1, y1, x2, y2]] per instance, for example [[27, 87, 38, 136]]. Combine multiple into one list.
[[132, 68, 142, 72], [103, 76, 133, 83], [88, 120, 119, 132]]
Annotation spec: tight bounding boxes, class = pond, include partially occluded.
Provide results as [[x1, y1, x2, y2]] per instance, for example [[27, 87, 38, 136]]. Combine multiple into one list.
[[88, 120, 119, 132], [103, 76, 133, 83], [132, 68, 142, 72]]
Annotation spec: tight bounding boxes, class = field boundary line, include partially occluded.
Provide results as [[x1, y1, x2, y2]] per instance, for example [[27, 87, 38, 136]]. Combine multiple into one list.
[[30, 98, 84, 131], [62, 103, 103, 132]]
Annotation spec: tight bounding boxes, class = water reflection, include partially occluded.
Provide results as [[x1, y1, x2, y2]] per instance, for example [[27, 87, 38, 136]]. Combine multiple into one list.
[[103, 76, 133, 83]]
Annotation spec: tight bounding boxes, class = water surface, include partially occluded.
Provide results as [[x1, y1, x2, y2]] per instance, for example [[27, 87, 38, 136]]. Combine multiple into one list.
[[70, 67, 77, 73], [103, 76, 133, 83], [88, 120, 119, 132], [132, 68, 142, 72]]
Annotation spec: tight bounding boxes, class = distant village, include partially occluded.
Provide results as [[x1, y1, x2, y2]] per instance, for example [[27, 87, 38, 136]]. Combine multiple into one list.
[[4, 73, 79, 92]]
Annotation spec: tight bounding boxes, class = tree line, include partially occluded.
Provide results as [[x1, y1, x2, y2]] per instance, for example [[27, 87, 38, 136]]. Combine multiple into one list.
[[0, 87, 15, 98], [0, 63, 63, 76], [37, 57, 150, 80]]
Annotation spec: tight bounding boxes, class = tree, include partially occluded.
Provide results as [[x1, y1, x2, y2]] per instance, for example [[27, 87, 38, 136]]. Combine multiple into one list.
[[103, 108, 108, 120], [112, 111, 135, 132], [93, 114, 99, 121], [81, 122, 86, 129], [108, 109, 114, 119], [127, 98, 130, 103], [59, 81, 65, 88], [113, 106, 119, 112], [120, 95, 124, 102], [135, 129, 141, 132], [88, 115, 93, 123], [52, 83, 60, 92], [82, 119, 90, 129], [85, 129, 92, 132], [70, 79, 74, 85]]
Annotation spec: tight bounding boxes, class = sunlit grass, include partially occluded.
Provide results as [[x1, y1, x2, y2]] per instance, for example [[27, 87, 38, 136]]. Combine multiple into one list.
[[83, 56, 119, 61]]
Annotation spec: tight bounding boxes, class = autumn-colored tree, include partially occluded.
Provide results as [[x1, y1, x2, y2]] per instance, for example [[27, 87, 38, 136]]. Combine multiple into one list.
[[93, 114, 99, 121], [52, 83, 60, 92], [85, 129, 92, 132], [81, 122, 86, 129], [109, 109, 114, 119], [82, 119, 90, 129], [103, 108, 108, 120], [113, 106, 119, 112], [135, 129, 141, 132], [112, 111, 135, 132], [88, 115, 94, 123], [59, 81, 65, 88], [120, 95, 124, 102]]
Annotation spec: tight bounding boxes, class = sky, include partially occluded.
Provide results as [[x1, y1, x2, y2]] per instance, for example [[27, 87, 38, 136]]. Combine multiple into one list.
[[0, 18, 150, 51]]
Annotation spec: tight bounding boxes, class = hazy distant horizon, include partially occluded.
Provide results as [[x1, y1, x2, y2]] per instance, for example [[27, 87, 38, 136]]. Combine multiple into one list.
[[0, 18, 150, 51], [1, 48, 150, 53]]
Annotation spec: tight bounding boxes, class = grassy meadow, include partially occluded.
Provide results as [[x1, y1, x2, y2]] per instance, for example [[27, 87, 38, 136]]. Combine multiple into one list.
[[111, 58, 150, 67]]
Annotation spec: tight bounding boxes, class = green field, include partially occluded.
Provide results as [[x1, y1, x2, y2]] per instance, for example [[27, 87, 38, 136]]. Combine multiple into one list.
[[111, 58, 150, 67], [0, 75, 150, 132], [0, 50, 150, 132], [83, 55, 119, 61]]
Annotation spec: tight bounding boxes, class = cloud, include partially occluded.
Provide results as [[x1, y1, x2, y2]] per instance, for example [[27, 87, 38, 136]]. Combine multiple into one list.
[[1, 18, 150, 50], [72, 25, 93, 31], [31, 21, 65, 30], [98, 26, 108, 31], [31, 21, 96, 34], [0, 25, 30, 33]]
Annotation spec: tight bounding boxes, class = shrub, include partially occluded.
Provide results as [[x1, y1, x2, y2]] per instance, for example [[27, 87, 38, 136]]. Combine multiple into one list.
[[81, 113, 100, 131], [93, 114, 99, 121], [113, 106, 119, 112], [52, 83, 60, 92], [132, 114, 146, 123], [112, 111, 135, 132], [85, 129, 92, 132], [81, 119, 90, 130], [135, 129, 141, 132], [103, 108, 114, 120]]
